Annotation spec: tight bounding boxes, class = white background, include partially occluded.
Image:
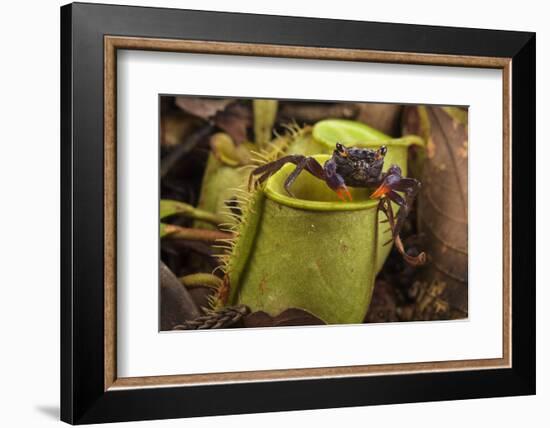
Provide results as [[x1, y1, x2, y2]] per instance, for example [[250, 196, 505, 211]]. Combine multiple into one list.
[[118, 51, 503, 377], [0, 0, 546, 427]]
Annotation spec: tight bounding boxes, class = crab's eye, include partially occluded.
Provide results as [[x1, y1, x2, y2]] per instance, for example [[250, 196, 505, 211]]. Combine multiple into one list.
[[336, 143, 348, 157], [375, 146, 387, 159]]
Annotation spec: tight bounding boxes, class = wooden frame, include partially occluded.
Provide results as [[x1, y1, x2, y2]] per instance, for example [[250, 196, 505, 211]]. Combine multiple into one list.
[[62, 2, 535, 424]]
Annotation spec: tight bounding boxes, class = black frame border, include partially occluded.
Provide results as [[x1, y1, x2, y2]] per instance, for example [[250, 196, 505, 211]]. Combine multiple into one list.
[[61, 2, 535, 424]]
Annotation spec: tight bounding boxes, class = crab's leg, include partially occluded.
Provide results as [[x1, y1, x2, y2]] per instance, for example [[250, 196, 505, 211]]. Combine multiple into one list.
[[372, 165, 425, 266], [283, 157, 326, 197], [249, 155, 308, 190], [378, 198, 426, 266], [249, 155, 327, 198], [378, 198, 396, 246], [371, 165, 421, 236], [324, 158, 352, 201]]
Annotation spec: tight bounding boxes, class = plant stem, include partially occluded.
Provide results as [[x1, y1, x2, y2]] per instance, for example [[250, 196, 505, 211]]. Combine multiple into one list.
[[160, 199, 226, 225], [162, 224, 233, 242]]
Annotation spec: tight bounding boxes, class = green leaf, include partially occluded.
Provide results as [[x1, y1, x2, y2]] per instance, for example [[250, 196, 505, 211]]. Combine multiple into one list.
[[160, 199, 225, 225], [209, 132, 251, 166], [253, 99, 278, 148], [313, 119, 390, 148]]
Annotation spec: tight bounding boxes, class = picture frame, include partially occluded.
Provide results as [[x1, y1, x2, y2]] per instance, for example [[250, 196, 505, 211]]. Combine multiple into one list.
[[60, 2, 535, 424]]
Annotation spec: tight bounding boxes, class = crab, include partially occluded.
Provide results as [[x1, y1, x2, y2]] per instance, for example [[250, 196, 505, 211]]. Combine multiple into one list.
[[249, 143, 426, 266]]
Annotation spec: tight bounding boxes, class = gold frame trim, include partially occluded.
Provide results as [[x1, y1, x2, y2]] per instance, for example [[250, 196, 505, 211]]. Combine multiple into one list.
[[104, 36, 512, 391]]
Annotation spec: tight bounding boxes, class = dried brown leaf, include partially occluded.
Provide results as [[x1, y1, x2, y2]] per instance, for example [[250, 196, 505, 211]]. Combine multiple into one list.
[[213, 103, 252, 143], [402, 106, 468, 315], [160, 261, 201, 330], [175, 97, 252, 143], [175, 97, 233, 119]]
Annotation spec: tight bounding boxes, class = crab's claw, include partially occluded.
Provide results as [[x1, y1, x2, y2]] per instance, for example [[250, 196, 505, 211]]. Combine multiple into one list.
[[335, 185, 353, 202], [370, 184, 390, 199]]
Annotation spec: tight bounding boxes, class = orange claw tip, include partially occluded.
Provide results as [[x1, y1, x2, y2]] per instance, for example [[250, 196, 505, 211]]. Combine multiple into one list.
[[371, 184, 389, 199], [335, 186, 353, 202], [344, 187, 353, 201]]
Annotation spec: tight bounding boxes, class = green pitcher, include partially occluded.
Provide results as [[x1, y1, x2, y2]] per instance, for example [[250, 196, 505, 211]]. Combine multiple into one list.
[[226, 155, 379, 325]]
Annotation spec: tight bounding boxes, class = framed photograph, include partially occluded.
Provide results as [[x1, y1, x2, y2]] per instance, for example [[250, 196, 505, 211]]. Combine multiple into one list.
[[61, 2, 535, 424]]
